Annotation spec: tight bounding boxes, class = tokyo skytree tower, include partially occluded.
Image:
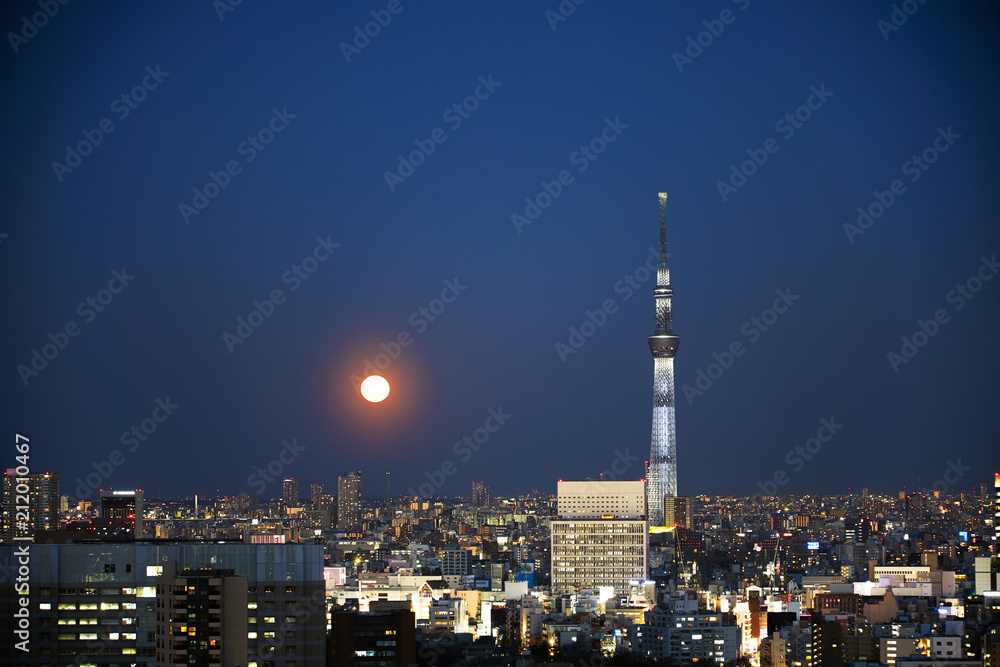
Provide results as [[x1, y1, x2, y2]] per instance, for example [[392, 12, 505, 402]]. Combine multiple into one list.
[[646, 192, 679, 527]]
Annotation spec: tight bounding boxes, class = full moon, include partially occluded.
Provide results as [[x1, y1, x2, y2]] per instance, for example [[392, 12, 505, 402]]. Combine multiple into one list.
[[360, 375, 390, 403]]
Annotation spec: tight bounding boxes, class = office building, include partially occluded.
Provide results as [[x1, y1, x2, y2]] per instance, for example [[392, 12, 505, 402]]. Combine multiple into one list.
[[646, 192, 681, 526], [101, 489, 143, 539], [2, 470, 59, 542], [557, 480, 646, 518], [551, 480, 648, 595], [310, 483, 323, 510]]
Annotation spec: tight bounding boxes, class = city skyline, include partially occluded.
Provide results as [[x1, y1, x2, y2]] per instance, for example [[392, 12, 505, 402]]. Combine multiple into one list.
[[3, 2, 999, 501]]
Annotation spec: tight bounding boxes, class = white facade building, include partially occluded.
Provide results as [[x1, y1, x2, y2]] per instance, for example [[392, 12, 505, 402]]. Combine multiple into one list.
[[551, 481, 648, 596]]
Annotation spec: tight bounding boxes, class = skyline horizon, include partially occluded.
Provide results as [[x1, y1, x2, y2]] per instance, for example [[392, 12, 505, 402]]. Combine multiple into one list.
[[41, 468, 997, 504]]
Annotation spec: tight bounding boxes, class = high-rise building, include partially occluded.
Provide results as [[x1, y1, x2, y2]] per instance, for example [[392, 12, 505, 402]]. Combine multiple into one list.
[[647, 192, 680, 527], [994, 472, 999, 545], [905, 491, 927, 521], [317, 494, 337, 528], [310, 483, 323, 510], [440, 545, 470, 588], [0, 541, 326, 665], [472, 481, 489, 508], [283, 477, 298, 511], [155, 564, 248, 665], [551, 480, 648, 595], [664, 496, 693, 529], [556, 480, 647, 518], [338, 471, 362, 530], [2, 470, 59, 542], [101, 489, 143, 539]]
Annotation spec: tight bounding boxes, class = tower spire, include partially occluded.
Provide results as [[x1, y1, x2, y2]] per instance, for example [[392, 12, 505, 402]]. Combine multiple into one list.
[[647, 192, 679, 527], [659, 192, 668, 269]]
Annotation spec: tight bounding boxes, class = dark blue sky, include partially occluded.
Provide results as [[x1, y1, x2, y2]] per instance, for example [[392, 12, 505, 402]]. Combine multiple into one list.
[[3, 1, 998, 502]]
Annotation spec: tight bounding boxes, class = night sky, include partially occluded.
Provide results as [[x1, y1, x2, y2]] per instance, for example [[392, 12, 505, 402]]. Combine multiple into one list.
[[3, 1, 999, 502]]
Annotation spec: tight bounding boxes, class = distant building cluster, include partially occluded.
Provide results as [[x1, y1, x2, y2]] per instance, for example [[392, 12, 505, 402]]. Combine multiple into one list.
[[0, 471, 998, 666]]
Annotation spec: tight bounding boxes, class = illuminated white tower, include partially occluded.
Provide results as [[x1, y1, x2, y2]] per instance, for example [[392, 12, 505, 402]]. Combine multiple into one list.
[[646, 192, 679, 527]]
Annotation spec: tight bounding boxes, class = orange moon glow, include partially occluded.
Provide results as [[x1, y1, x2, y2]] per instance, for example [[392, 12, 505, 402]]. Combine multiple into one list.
[[360, 375, 390, 403]]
